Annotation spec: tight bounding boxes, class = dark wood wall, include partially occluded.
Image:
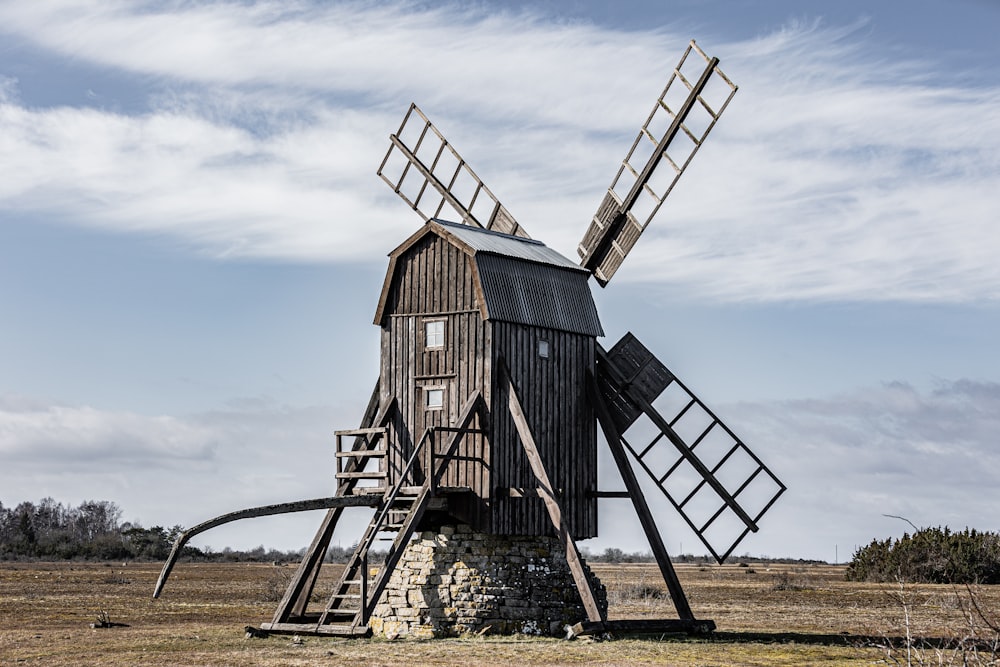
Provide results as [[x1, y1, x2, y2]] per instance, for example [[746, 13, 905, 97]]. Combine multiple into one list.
[[489, 323, 598, 538], [379, 231, 598, 538], [380, 235, 491, 526]]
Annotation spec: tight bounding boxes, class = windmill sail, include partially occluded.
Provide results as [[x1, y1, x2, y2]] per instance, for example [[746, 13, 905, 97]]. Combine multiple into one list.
[[377, 103, 529, 239], [595, 333, 785, 562], [578, 40, 738, 286]]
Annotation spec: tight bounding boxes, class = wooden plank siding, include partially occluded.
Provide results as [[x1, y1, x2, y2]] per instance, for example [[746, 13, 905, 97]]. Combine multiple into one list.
[[490, 323, 597, 538], [377, 225, 598, 538], [379, 235, 491, 527]]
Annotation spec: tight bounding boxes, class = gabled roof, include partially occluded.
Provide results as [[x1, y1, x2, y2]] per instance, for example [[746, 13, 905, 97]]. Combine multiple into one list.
[[374, 220, 603, 337], [434, 220, 584, 271]]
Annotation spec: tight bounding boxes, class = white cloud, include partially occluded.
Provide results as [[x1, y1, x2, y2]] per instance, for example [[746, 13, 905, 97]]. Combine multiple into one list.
[[0, 394, 218, 463], [2, 376, 997, 558], [0, 3, 997, 302], [0, 75, 17, 102], [715, 379, 1000, 557], [0, 392, 366, 549]]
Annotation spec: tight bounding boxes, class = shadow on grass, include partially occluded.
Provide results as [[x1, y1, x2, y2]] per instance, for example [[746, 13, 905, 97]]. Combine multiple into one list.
[[705, 631, 979, 651]]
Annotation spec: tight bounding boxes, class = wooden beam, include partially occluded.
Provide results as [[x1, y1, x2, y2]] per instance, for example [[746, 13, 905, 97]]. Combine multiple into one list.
[[587, 490, 631, 498], [596, 344, 757, 532], [580, 55, 721, 281], [358, 487, 433, 626], [261, 621, 371, 637], [589, 372, 695, 621], [502, 362, 603, 623], [428, 390, 484, 491], [277, 506, 340, 621], [278, 385, 390, 620], [152, 494, 377, 601], [501, 487, 565, 498], [570, 618, 715, 638]]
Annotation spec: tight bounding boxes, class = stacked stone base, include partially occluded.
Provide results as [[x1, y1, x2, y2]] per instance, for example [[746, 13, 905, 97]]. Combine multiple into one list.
[[369, 524, 606, 638]]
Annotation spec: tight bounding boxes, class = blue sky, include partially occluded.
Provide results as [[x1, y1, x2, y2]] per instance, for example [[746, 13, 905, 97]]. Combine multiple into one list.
[[1, 0, 999, 563]]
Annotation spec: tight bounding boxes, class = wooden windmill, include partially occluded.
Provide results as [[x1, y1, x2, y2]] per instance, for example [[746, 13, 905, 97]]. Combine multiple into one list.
[[154, 40, 785, 638]]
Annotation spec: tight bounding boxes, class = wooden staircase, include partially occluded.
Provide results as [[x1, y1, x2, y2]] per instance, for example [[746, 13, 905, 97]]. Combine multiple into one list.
[[261, 390, 485, 637], [315, 486, 431, 633]]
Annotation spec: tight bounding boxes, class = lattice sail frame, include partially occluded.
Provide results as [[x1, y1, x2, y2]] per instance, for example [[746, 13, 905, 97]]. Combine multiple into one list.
[[578, 40, 738, 286], [596, 333, 785, 563], [377, 103, 529, 239]]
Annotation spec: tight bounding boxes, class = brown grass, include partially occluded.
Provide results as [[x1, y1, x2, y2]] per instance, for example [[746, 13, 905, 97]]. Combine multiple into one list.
[[2, 560, 997, 665]]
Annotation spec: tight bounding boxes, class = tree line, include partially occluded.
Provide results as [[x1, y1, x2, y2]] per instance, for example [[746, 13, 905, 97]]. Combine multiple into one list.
[[846, 526, 1000, 584], [0, 498, 308, 562]]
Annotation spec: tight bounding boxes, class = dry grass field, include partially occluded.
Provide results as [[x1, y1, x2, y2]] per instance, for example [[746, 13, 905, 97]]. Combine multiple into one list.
[[2, 560, 998, 666]]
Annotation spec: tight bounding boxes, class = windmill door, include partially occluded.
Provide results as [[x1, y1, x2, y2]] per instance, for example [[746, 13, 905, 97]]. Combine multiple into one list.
[[413, 377, 454, 483]]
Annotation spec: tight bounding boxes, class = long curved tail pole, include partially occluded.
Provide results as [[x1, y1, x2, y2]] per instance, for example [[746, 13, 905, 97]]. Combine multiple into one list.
[[152, 495, 378, 598]]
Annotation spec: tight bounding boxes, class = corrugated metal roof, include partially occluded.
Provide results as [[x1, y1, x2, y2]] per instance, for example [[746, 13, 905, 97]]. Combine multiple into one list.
[[377, 219, 603, 336], [433, 219, 586, 273], [475, 254, 604, 337]]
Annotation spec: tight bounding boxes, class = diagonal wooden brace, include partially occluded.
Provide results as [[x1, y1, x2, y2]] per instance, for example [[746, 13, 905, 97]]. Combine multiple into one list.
[[502, 362, 604, 623], [588, 372, 695, 621]]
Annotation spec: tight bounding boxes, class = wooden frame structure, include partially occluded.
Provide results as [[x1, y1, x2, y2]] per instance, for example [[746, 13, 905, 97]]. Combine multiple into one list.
[[155, 39, 786, 639]]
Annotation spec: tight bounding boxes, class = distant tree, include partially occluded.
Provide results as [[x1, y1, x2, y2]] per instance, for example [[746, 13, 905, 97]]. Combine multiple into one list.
[[0, 498, 299, 563], [600, 547, 625, 563], [121, 524, 172, 560]]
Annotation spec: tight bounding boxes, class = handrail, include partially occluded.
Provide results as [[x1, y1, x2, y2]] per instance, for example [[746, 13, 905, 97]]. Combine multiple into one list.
[[156, 394, 400, 603], [357, 426, 431, 562], [354, 390, 486, 621], [335, 426, 388, 478], [428, 426, 486, 491]]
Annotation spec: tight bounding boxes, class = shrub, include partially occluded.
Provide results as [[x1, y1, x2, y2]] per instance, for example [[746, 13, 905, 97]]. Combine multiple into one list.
[[846, 527, 1000, 584]]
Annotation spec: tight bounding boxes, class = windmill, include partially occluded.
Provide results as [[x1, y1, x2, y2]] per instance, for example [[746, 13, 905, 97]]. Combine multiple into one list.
[[154, 40, 785, 638]]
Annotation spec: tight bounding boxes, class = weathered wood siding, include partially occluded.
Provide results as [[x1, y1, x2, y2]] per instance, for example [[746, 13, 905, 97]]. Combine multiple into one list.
[[378, 230, 599, 538], [489, 323, 598, 539], [379, 235, 491, 527]]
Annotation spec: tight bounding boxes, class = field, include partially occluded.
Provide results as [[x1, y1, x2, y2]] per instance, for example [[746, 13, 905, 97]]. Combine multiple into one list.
[[2, 560, 998, 666]]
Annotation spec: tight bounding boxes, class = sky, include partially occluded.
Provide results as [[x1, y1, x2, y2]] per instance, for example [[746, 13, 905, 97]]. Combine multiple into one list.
[[1, 0, 999, 565]]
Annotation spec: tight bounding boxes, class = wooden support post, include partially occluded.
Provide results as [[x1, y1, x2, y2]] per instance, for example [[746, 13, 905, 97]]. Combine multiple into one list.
[[503, 364, 604, 623], [358, 487, 432, 627], [277, 507, 340, 621], [360, 551, 369, 626], [589, 372, 695, 621], [276, 385, 390, 622]]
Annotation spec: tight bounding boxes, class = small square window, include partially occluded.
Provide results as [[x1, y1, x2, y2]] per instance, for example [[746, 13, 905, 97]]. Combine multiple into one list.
[[425, 320, 445, 349], [426, 388, 444, 409], [538, 340, 550, 359]]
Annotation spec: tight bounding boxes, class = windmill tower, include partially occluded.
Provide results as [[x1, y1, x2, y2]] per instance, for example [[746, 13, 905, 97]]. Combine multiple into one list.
[[154, 40, 785, 638]]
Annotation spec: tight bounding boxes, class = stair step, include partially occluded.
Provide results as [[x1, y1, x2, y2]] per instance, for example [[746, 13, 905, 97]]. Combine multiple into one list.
[[335, 450, 387, 458], [335, 472, 388, 479], [351, 486, 388, 495], [324, 609, 359, 617], [328, 593, 362, 599]]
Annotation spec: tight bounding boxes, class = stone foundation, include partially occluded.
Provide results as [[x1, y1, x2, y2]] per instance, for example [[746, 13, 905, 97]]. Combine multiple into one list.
[[369, 524, 607, 638]]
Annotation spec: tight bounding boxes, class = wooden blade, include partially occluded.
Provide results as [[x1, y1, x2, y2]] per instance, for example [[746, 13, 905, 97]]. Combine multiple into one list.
[[377, 103, 530, 238], [579, 40, 738, 286], [595, 333, 785, 563]]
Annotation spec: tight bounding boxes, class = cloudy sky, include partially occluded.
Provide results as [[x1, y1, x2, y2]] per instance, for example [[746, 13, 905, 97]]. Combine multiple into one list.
[[2, 0, 999, 564]]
